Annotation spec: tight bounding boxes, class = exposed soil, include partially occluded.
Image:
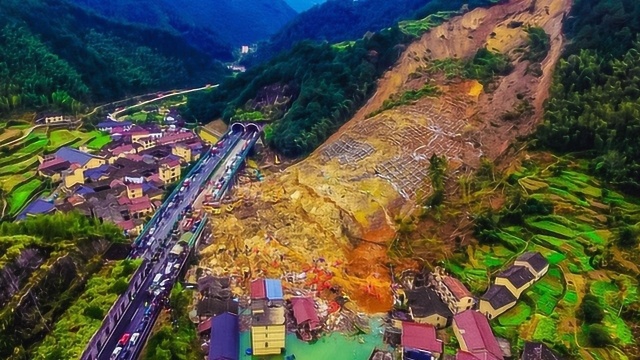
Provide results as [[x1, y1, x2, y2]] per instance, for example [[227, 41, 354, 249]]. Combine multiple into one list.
[[200, 0, 572, 313]]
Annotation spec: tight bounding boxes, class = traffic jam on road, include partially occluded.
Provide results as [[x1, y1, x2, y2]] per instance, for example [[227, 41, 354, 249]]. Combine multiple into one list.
[[101, 128, 258, 360]]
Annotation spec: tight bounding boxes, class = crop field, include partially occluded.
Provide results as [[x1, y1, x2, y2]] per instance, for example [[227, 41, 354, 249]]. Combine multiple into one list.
[[0, 157, 38, 176], [7, 178, 42, 215], [446, 161, 640, 358], [46, 129, 81, 151], [85, 131, 111, 150]]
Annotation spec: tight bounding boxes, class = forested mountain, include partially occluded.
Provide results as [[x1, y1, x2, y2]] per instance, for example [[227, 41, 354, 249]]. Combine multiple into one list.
[[251, 0, 502, 64], [536, 0, 640, 190], [285, 0, 326, 12], [0, 0, 229, 114], [70, 0, 297, 47], [182, 0, 500, 158]]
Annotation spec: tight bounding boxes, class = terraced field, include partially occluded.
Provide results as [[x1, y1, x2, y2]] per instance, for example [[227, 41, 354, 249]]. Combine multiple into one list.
[[447, 161, 640, 359], [0, 126, 111, 218], [7, 178, 43, 215]]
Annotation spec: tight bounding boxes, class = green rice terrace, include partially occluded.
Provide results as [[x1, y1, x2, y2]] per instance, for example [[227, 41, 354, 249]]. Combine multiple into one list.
[[0, 123, 111, 218], [446, 157, 640, 360]]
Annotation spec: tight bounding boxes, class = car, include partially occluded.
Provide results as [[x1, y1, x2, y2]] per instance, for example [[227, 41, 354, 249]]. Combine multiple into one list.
[[118, 349, 130, 360], [152, 273, 163, 286], [118, 333, 131, 346], [110, 347, 123, 360], [148, 227, 156, 236], [160, 279, 170, 287], [129, 332, 141, 346]]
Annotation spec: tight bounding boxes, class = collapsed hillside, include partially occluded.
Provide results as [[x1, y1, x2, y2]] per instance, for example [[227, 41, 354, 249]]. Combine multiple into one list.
[[200, 0, 571, 312]]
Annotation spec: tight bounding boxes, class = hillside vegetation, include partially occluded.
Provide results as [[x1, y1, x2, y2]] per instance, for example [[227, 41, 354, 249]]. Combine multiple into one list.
[[70, 0, 297, 47], [0, 0, 228, 114], [183, 0, 501, 158], [251, 0, 501, 64], [0, 212, 124, 358], [536, 0, 640, 190]]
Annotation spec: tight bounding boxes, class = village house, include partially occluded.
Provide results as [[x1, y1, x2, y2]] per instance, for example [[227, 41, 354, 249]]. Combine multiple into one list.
[[116, 219, 144, 236], [62, 165, 85, 188], [171, 142, 201, 162], [250, 278, 286, 356], [290, 297, 321, 341], [405, 286, 452, 329], [401, 322, 443, 360], [158, 156, 181, 183], [453, 310, 504, 360], [38, 112, 75, 124], [97, 120, 132, 132], [208, 312, 239, 360], [156, 131, 197, 147], [430, 268, 476, 314], [125, 183, 143, 199], [479, 252, 549, 319], [478, 284, 517, 320], [494, 265, 536, 298], [514, 252, 550, 280]]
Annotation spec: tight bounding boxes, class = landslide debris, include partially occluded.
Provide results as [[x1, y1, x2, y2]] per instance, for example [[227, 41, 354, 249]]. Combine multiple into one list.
[[200, 0, 571, 313]]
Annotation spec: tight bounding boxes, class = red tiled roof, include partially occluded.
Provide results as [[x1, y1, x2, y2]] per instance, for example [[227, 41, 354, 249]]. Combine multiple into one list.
[[456, 351, 481, 360], [112, 144, 135, 156], [68, 195, 85, 206], [117, 196, 130, 205], [157, 131, 196, 146], [454, 310, 503, 360], [130, 195, 150, 205], [443, 276, 472, 299], [250, 279, 266, 300], [160, 158, 181, 168], [126, 182, 143, 190], [402, 322, 442, 354], [38, 157, 67, 171], [117, 220, 136, 231], [197, 318, 212, 334], [291, 297, 320, 329], [127, 200, 153, 213], [124, 153, 144, 162]]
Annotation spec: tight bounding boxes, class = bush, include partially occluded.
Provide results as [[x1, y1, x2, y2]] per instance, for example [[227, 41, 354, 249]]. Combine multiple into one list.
[[109, 278, 129, 295], [579, 293, 604, 324], [617, 226, 639, 247], [83, 305, 105, 320], [587, 324, 612, 347]]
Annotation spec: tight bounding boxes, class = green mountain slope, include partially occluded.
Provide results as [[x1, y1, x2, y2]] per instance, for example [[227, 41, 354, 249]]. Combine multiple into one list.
[[70, 0, 297, 47], [0, 0, 230, 114]]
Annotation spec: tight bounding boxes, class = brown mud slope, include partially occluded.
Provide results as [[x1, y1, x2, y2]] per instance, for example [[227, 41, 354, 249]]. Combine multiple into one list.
[[200, 0, 571, 313]]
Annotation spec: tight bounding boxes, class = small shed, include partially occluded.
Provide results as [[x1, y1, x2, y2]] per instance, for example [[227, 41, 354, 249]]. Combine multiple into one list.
[[291, 297, 320, 330]]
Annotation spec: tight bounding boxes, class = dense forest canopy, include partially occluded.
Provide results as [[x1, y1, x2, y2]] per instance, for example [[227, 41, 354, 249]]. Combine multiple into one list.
[[0, 0, 229, 114], [536, 0, 640, 190], [69, 0, 297, 48], [251, 0, 502, 64]]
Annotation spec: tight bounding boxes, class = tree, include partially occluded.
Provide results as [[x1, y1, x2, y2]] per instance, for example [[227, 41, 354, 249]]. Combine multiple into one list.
[[109, 279, 129, 295], [83, 305, 105, 320], [169, 283, 190, 319], [588, 324, 612, 347], [616, 225, 639, 247], [579, 293, 604, 324]]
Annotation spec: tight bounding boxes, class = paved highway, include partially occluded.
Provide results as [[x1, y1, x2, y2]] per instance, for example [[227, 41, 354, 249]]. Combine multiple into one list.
[[98, 130, 257, 360]]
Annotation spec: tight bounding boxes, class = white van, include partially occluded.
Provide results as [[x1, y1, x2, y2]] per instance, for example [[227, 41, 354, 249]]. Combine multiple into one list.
[[129, 332, 141, 346], [110, 347, 122, 360]]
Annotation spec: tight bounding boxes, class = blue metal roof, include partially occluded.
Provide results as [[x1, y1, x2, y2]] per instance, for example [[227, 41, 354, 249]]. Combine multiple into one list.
[[97, 120, 132, 128], [55, 147, 93, 166], [75, 185, 95, 196], [265, 279, 283, 301], [17, 199, 55, 220], [209, 312, 239, 360], [84, 164, 111, 181]]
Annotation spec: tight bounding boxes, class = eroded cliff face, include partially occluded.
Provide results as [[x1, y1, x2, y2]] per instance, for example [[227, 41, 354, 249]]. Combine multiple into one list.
[[200, 0, 572, 312]]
